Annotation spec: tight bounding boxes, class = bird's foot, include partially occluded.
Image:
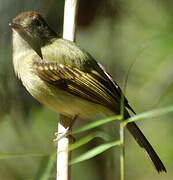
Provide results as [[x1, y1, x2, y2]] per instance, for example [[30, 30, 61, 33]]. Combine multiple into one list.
[[53, 128, 75, 145]]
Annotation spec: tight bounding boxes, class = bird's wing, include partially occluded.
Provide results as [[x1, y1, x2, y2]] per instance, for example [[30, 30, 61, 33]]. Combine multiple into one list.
[[33, 61, 120, 111], [94, 62, 136, 114]]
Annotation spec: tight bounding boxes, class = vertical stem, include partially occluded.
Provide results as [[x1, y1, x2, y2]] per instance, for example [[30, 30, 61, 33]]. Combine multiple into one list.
[[63, 0, 78, 42], [56, 1, 78, 180], [57, 115, 76, 180], [120, 123, 125, 180], [120, 83, 125, 180], [56, 121, 70, 180]]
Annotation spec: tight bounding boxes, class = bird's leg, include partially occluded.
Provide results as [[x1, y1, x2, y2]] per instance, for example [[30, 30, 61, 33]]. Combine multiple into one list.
[[54, 114, 77, 144]]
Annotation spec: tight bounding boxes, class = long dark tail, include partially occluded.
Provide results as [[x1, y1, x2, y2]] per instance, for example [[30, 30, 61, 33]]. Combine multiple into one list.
[[126, 121, 166, 173]]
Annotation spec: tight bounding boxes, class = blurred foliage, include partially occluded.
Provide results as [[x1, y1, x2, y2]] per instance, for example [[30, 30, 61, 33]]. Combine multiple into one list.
[[0, 0, 173, 179]]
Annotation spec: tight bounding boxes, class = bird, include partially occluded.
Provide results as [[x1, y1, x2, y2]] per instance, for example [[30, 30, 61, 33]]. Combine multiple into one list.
[[9, 11, 166, 173]]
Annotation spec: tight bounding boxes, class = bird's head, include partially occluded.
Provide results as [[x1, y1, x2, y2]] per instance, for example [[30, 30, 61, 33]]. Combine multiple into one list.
[[9, 11, 57, 58]]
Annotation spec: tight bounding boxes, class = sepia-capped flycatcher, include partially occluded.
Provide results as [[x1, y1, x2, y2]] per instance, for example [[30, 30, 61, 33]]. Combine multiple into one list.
[[9, 11, 166, 173]]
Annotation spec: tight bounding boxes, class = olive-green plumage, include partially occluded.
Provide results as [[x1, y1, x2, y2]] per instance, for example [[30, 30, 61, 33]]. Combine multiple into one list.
[[10, 11, 166, 173]]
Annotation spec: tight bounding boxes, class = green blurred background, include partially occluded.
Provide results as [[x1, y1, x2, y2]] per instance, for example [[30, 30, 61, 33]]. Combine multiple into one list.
[[0, 0, 173, 179]]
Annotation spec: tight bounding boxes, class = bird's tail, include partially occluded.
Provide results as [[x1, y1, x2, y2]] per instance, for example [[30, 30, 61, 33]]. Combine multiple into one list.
[[124, 109, 166, 173], [126, 121, 166, 173]]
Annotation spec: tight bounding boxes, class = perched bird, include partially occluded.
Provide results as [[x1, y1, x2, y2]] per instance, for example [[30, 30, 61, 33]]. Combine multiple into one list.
[[10, 11, 166, 173]]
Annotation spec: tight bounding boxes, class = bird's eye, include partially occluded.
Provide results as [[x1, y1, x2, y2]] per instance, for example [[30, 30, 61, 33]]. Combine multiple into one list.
[[33, 19, 42, 26]]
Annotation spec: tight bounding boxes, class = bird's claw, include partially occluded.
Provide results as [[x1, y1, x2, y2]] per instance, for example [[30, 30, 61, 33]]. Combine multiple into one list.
[[53, 128, 75, 144]]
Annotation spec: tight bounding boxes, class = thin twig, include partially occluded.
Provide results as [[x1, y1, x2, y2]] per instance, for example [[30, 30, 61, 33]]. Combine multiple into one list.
[[120, 123, 125, 180], [120, 80, 125, 180], [56, 1, 78, 180]]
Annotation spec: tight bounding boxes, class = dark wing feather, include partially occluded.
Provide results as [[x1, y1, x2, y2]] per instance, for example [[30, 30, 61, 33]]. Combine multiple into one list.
[[97, 63, 136, 114], [33, 58, 135, 114], [33, 61, 119, 111], [90, 62, 136, 114]]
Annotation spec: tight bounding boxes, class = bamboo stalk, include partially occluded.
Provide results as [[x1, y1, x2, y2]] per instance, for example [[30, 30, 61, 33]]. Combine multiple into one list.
[[56, 120, 70, 180], [63, 0, 78, 42], [56, 1, 78, 180]]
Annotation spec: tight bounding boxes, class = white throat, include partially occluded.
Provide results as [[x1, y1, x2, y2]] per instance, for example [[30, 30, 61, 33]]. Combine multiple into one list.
[[12, 30, 31, 57], [12, 30, 33, 77]]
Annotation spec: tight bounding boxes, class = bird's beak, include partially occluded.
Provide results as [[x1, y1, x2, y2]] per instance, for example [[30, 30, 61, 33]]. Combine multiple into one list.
[[9, 22, 21, 30]]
